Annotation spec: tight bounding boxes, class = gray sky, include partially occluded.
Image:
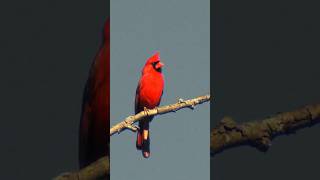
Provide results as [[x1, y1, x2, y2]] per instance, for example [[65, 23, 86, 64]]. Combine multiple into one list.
[[110, 0, 210, 179]]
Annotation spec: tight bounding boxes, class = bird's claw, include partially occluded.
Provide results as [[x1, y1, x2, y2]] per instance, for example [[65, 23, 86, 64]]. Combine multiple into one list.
[[143, 107, 150, 115]]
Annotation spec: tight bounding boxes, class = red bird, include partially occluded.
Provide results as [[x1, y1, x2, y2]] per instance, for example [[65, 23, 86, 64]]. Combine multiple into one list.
[[135, 52, 165, 158], [79, 18, 110, 169]]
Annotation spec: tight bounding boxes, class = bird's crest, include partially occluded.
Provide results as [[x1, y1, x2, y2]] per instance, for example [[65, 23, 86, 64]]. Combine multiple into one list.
[[145, 51, 160, 65]]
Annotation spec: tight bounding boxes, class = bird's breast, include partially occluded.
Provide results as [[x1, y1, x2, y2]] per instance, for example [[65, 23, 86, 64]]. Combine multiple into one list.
[[138, 74, 164, 109]]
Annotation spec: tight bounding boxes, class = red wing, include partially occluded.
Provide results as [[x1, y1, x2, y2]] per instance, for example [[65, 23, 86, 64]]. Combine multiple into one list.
[[79, 18, 109, 168]]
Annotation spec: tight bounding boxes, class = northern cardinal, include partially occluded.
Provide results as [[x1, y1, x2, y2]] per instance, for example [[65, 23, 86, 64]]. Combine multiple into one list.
[[135, 52, 165, 158], [79, 18, 110, 169]]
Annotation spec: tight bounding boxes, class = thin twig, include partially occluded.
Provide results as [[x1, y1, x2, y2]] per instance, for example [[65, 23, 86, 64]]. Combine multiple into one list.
[[110, 94, 211, 136]]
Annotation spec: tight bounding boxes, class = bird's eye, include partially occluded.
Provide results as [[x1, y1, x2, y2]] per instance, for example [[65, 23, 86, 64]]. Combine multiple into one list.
[[151, 61, 162, 72], [152, 61, 159, 68]]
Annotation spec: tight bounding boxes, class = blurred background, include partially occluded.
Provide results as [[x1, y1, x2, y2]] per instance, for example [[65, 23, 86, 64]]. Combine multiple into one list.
[[0, 0, 108, 179], [212, 0, 320, 179]]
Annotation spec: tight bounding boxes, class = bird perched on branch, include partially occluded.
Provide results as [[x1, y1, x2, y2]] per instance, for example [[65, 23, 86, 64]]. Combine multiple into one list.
[[79, 18, 110, 168], [135, 52, 165, 158]]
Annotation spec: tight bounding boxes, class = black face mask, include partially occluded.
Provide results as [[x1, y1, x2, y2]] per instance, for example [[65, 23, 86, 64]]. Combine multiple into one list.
[[152, 61, 162, 73]]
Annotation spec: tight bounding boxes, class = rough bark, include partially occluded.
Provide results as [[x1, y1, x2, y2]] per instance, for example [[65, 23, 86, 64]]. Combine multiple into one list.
[[53, 156, 109, 180], [211, 104, 320, 156]]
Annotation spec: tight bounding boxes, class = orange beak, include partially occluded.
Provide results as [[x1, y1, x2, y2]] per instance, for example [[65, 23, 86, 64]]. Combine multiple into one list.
[[155, 62, 164, 69]]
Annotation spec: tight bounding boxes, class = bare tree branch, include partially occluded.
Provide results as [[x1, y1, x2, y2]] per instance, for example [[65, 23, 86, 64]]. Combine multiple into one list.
[[54, 94, 210, 179], [110, 94, 211, 136], [53, 156, 109, 180], [211, 104, 320, 156], [54, 95, 320, 179]]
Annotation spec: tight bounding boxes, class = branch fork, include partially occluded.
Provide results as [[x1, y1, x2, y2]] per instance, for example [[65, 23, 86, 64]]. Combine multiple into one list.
[[123, 119, 139, 132]]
